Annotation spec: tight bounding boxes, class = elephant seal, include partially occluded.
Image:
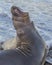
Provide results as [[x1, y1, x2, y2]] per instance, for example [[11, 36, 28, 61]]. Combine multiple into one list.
[[0, 20, 47, 65], [11, 7, 48, 64], [0, 6, 47, 65]]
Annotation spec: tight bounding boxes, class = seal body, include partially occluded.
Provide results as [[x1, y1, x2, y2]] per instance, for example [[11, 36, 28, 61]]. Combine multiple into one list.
[[0, 23, 47, 65], [11, 9, 47, 64], [0, 6, 47, 65]]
